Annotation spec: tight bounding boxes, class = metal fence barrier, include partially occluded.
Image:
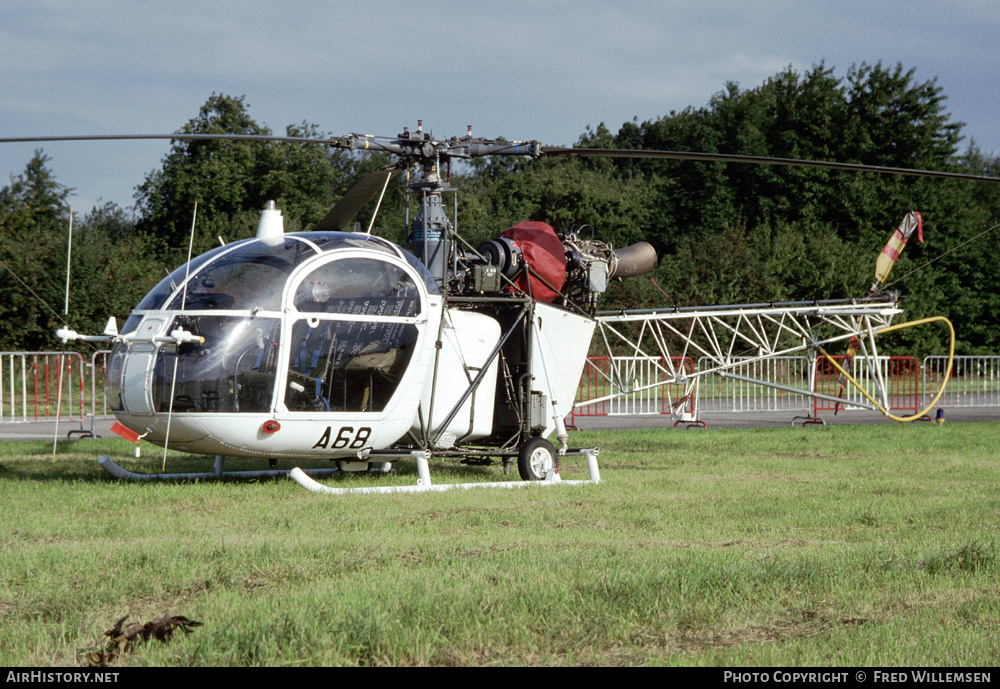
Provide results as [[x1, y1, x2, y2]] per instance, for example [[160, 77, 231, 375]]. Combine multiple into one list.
[[0, 352, 88, 422], [923, 356, 1000, 409], [5, 351, 997, 431], [574, 354, 940, 421], [89, 350, 111, 417], [697, 355, 920, 416], [812, 355, 920, 415], [573, 356, 695, 421], [697, 356, 813, 413]]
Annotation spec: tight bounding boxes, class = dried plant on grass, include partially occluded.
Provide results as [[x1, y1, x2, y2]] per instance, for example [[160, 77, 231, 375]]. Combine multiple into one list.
[[83, 614, 202, 667]]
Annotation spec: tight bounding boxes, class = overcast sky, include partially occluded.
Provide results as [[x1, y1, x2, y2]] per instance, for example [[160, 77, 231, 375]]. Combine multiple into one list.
[[3, 0, 999, 213]]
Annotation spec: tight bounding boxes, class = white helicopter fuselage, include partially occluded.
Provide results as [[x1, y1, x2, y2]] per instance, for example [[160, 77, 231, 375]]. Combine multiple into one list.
[[103, 226, 596, 463]]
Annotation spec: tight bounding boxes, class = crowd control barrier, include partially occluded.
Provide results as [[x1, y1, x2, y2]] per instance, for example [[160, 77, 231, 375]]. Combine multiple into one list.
[[923, 356, 1000, 409], [572, 356, 696, 422], [813, 355, 920, 415], [696, 356, 814, 414], [574, 354, 931, 422], [0, 352, 88, 422]]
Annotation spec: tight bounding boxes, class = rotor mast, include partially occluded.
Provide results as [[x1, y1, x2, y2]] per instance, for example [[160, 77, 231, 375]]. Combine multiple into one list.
[[334, 123, 543, 284]]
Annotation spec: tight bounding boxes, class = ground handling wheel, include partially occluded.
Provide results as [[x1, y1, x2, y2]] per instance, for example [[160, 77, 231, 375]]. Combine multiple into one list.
[[517, 437, 558, 481]]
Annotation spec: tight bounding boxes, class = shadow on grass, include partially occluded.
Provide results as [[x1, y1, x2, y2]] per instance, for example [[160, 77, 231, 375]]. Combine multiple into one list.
[[0, 439, 511, 487]]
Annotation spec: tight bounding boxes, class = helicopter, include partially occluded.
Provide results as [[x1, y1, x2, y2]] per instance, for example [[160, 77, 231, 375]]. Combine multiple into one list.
[[8, 123, 996, 491]]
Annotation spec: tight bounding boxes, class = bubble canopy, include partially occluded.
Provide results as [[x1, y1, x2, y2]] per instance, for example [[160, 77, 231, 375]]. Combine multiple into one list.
[[109, 233, 440, 417], [134, 233, 437, 313]]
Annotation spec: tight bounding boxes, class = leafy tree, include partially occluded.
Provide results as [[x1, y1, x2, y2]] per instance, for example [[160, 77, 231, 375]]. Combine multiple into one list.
[[0, 155, 163, 351], [563, 62, 998, 353], [135, 94, 358, 260], [456, 153, 656, 252], [68, 203, 160, 340], [0, 152, 72, 350]]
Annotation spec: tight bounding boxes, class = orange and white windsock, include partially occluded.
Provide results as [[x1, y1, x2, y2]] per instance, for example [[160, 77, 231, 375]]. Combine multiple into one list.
[[873, 211, 923, 286]]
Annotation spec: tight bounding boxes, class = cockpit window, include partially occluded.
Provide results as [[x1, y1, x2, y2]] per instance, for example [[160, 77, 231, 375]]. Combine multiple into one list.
[[167, 239, 315, 311], [152, 316, 281, 413], [293, 257, 421, 316], [284, 256, 423, 413], [285, 319, 418, 413], [136, 243, 230, 311]]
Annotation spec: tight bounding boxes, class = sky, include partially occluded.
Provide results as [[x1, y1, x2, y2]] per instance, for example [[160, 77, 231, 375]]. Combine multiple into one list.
[[3, 0, 999, 213]]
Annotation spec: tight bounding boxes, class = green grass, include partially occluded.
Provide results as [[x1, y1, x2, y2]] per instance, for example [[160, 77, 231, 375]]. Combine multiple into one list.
[[1, 422, 998, 666]]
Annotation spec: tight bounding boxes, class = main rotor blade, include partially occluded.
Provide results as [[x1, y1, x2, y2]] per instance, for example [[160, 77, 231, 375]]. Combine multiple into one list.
[[315, 168, 402, 231], [5, 133, 997, 183], [0, 133, 355, 147], [540, 146, 1000, 183]]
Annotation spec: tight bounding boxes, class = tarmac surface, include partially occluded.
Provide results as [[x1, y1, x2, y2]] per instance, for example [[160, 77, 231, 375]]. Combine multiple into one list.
[[569, 405, 999, 431], [1, 407, 996, 442]]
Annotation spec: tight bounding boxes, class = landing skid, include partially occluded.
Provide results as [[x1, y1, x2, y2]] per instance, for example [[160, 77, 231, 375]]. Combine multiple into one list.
[[97, 447, 601, 490], [290, 448, 602, 496], [97, 454, 344, 482]]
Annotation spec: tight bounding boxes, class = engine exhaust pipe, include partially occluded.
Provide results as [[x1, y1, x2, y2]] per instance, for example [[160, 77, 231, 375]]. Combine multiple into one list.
[[610, 241, 657, 279]]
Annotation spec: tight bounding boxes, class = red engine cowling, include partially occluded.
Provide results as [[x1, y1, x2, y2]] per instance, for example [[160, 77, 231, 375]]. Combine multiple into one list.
[[501, 221, 566, 303]]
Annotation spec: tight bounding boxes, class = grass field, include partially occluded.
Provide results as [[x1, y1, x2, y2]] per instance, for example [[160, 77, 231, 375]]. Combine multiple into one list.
[[1, 421, 998, 666]]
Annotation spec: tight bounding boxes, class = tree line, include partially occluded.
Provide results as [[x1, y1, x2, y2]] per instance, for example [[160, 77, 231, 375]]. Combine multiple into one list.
[[2, 63, 998, 355]]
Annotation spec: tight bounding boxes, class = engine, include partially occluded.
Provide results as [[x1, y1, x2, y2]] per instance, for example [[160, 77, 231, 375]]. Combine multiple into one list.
[[454, 222, 657, 311]]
